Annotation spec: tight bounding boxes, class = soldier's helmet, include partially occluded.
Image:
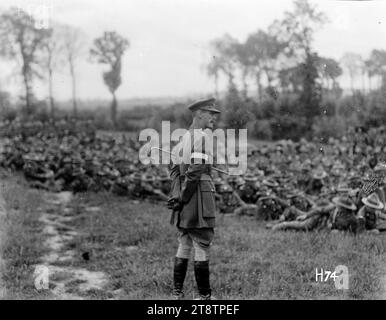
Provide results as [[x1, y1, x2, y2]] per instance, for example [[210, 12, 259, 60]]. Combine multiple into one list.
[[72, 167, 86, 177], [361, 193, 384, 210], [226, 175, 238, 185], [143, 174, 155, 183], [312, 169, 328, 181], [332, 196, 357, 211], [213, 178, 223, 192], [262, 178, 279, 188], [97, 169, 108, 177], [71, 156, 83, 166], [244, 174, 258, 184], [116, 176, 130, 187], [131, 172, 143, 183], [158, 172, 171, 182]]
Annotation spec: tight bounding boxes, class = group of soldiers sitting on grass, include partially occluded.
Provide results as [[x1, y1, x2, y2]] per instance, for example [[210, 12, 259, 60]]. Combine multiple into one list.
[[1, 118, 386, 234], [0, 118, 171, 201], [213, 125, 386, 234]]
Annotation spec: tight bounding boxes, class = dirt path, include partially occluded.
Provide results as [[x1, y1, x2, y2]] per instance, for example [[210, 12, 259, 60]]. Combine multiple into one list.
[[34, 191, 123, 300]]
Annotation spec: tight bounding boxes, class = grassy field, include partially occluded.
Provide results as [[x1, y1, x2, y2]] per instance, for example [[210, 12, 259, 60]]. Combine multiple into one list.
[[1, 171, 51, 299], [2, 171, 386, 299], [64, 192, 386, 300]]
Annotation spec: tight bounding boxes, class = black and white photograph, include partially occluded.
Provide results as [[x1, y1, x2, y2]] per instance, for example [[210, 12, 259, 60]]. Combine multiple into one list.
[[0, 0, 386, 307]]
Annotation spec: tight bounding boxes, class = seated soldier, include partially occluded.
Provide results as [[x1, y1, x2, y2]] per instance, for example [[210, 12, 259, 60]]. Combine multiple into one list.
[[269, 196, 359, 233], [286, 192, 316, 211], [253, 195, 289, 221], [238, 174, 259, 204], [130, 172, 144, 198], [261, 178, 279, 195], [150, 174, 169, 202], [357, 193, 386, 233], [220, 184, 242, 214], [330, 196, 358, 233], [111, 175, 130, 196], [54, 157, 74, 188], [269, 199, 335, 231], [305, 169, 327, 196], [70, 167, 89, 193]]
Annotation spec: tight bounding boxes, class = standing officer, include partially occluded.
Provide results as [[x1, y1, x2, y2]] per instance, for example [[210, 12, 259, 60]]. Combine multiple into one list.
[[168, 98, 220, 300]]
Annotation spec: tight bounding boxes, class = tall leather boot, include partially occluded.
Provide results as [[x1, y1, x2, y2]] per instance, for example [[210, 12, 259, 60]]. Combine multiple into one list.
[[194, 260, 212, 300], [172, 257, 188, 299]]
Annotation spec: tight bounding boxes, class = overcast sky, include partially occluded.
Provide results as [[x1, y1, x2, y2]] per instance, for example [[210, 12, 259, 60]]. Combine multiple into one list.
[[0, 0, 385, 101]]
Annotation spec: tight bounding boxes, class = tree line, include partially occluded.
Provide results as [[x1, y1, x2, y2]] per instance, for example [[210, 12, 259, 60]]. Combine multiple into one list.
[[0, 6, 129, 126], [206, 0, 386, 135]]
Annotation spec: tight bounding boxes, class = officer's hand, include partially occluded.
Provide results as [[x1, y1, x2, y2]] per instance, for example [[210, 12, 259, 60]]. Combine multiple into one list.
[[167, 197, 183, 211], [167, 197, 177, 209], [172, 200, 184, 213]]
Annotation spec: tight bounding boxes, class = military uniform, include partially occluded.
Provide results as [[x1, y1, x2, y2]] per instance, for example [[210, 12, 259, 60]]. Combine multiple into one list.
[[331, 196, 358, 232], [271, 202, 335, 231], [169, 98, 220, 300], [169, 129, 216, 229]]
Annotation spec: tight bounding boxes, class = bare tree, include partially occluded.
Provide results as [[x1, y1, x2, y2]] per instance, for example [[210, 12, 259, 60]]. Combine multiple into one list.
[[0, 7, 50, 113], [90, 31, 129, 127], [206, 56, 222, 99], [367, 49, 386, 90], [208, 34, 239, 87], [61, 25, 85, 117], [340, 52, 363, 93], [245, 29, 286, 100], [234, 41, 252, 100], [41, 24, 66, 117]]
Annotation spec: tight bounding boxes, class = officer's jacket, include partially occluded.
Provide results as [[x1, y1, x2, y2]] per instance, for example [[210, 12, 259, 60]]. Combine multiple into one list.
[[169, 128, 216, 229]]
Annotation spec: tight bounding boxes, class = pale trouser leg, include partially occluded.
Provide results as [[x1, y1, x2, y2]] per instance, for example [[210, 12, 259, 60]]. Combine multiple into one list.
[[192, 240, 210, 261], [176, 232, 193, 259]]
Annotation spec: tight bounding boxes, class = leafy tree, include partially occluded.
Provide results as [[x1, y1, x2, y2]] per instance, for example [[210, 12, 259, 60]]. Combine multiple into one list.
[[275, 0, 327, 124], [223, 83, 252, 130], [90, 31, 129, 127], [367, 49, 386, 90], [278, 65, 303, 94], [298, 52, 322, 123], [208, 34, 239, 86], [275, 0, 327, 59], [0, 7, 50, 113]]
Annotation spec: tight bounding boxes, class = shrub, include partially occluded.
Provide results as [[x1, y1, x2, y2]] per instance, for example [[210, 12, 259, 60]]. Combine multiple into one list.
[[270, 115, 309, 141], [223, 84, 253, 129], [258, 98, 276, 119], [250, 119, 272, 140], [311, 115, 352, 141]]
